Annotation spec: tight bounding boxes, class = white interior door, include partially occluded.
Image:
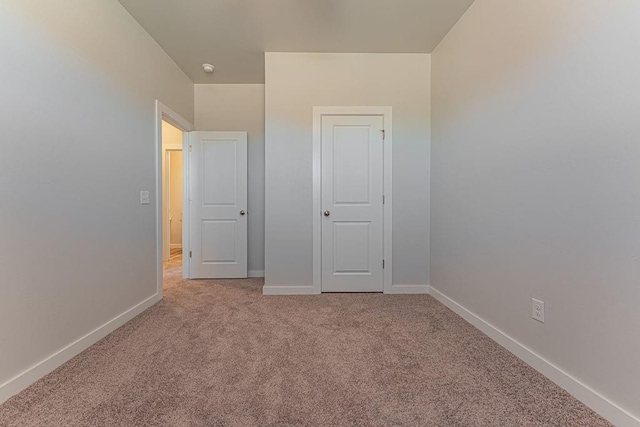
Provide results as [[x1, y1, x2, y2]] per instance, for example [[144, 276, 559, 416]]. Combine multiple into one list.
[[189, 131, 248, 278], [321, 115, 384, 292]]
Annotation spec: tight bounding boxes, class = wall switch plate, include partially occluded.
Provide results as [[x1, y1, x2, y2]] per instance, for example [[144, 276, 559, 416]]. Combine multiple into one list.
[[140, 190, 150, 205], [532, 298, 545, 323]]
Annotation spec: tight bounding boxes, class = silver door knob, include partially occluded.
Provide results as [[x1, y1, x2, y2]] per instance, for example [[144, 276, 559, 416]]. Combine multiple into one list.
[[324, 210, 331, 217], [240, 210, 246, 216]]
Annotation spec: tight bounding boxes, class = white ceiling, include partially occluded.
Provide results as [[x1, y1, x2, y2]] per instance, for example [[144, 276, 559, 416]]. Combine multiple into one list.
[[118, 0, 475, 84]]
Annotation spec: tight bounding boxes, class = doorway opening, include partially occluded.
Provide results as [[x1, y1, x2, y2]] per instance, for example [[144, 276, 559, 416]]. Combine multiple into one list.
[[155, 102, 249, 293], [162, 120, 184, 282], [156, 100, 193, 297]]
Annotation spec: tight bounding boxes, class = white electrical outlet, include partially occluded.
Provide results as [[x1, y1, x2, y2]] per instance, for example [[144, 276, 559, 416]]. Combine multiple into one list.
[[532, 298, 545, 323], [140, 190, 150, 205]]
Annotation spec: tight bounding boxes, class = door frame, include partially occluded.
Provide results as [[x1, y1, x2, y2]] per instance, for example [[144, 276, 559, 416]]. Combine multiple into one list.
[[312, 106, 393, 294], [156, 100, 193, 297]]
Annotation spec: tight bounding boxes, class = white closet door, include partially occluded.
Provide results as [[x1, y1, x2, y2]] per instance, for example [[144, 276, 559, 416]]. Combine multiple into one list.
[[321, 115, 384, 292]]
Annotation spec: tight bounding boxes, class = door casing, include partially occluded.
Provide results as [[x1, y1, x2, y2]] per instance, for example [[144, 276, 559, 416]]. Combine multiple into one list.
[[312, 106, 393, 294]]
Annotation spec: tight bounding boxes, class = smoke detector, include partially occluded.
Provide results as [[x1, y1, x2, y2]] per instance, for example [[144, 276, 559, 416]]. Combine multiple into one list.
[[202, 64, 215, 74]]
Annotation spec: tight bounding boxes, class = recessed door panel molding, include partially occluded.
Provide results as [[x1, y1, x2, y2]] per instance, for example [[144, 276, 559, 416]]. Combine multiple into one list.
[[201, 220, 238, 263], [319, 112, 386, 293], [333, 126, 371, 205], [202, 139, 237, 206], [333, 221, 372, 274], [189, 131, 248, 278]]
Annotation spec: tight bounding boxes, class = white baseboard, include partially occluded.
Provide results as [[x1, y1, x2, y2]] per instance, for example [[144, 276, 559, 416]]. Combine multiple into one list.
[[262, 284, 429, 296], [0, 293, 162, 404], [170, 244, 182, 249], [387, 284, 429, 294], [262, 285, 319, 295], [248, 270, 265, 278], [428, 286, 639, 427]]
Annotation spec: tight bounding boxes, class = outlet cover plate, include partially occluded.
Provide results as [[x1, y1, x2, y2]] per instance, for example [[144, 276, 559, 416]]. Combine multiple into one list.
[[532, 298, 545, 323]]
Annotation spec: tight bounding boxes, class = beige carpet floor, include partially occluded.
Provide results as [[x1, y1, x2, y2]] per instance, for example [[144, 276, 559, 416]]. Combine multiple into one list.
[[0, 253, 609, 426]]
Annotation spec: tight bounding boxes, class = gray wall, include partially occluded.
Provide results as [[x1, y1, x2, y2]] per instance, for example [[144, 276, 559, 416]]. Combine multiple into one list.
[[265, 53, 431, 288], [0, 0, 193, 398], [431, 0, 640, 420], [194, 84, 266, 274]]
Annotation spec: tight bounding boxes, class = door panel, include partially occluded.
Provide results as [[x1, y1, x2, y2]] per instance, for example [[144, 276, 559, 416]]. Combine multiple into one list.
[[203, 140, 237, 205], [333, 126, 371, 204], [201, 220, 237, 263], [322, 115, 384, 292], [189, 132, 247, 278], [333, 221, 371, 273]]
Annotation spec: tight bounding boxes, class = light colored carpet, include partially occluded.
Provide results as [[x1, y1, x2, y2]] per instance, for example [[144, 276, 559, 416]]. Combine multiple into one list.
[[0, 254, 609, 426]]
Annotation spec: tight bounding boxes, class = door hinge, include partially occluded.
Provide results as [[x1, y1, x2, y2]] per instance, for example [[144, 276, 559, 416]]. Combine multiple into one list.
[[383, 260, 385, 269], [189, 251, 192, 258], [189, 145, 192, 153], [383, 195, 385, 204], [381, 129, 386, 140]]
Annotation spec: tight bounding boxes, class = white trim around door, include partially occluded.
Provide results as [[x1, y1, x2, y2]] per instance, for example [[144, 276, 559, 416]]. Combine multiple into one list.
[[312, 106, 393, 294], [155, 100, 193, 298]]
